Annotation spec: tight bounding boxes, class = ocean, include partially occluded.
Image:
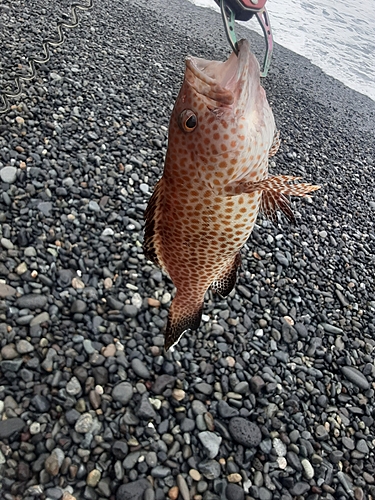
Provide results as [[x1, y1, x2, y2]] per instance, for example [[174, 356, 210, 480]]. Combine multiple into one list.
[[188, 0, 375, 102]]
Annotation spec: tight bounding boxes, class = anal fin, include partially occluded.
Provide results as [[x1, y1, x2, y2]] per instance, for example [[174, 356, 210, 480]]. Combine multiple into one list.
[[211, 253, 241, 298]]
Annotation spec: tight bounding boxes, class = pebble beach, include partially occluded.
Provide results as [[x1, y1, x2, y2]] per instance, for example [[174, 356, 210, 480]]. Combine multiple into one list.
[[1, 0, 375, 499]]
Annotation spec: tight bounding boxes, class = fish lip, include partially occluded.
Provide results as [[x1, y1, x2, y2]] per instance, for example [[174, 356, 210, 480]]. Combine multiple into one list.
[[185, 39, 256, 106]]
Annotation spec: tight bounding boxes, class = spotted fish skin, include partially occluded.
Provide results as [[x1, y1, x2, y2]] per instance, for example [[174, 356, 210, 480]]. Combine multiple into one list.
[[144, 40, 319, 351]]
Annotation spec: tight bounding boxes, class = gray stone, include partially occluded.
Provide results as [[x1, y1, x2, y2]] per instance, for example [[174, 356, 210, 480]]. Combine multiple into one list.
[[195, 382, 213, 395], [249, 375, 266, 393], [131, 358, 151, 379], [176, 474, 190, 500], [1, 359, 23, 372], [66, 376, 82, 396], [88, 200, 100, 212], [38, 201, 53, 216], [124, 304, 138, 318], [0, 418, 25, 438], [275, 251, 289, 266], [16, 294, 47, 310], [217, 400, 239, 419], [180, 418, 195, 432], [123, 451, 141, 469], [30, 312, 50, 326], [45, 448, 65, 476], [116, 478, 151, 500], [0, 237, 14, 250], [192, 400, 207, 415], [135, 393, 157, 420], [341, 366, 369, 390], [31, 395, 50, 412], [356, 439, 369, 454], [151, 465, 171, 478], [228, 417, 262, 448], [198, 431, 222, 458], [198, 459, 221, 480], [0, 166, 17, 183], [112, 382, 133, 405], [16, 339, 34, 354], [0, 283, 17, 297], [71, 299, 87, 314], [290, 482, 310, 496], [75, 413, 94, 433], [151, 374, 175, 394], [226, 484, 245, 500]]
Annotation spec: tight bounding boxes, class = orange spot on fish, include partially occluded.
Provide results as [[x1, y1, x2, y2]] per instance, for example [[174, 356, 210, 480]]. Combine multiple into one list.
[[230, 141, 237, 148], [213, 133, 220, 140]]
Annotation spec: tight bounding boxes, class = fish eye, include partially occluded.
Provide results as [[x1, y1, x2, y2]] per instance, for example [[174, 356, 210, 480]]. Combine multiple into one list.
[[178, 109, 198, 132]]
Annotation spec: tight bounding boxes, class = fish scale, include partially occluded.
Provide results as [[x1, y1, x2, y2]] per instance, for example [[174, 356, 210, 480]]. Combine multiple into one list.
[[144, 39, 320, 351]]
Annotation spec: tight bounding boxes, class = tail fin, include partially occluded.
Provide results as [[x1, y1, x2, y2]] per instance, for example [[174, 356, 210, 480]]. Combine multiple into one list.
[[164, 293, 203, 351]]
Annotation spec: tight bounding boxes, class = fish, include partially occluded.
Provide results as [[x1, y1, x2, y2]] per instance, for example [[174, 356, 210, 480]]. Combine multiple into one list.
[[144, 39, 320, 351]]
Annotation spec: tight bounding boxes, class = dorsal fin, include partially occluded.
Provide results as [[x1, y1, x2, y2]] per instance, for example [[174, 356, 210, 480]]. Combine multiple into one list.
[[143, 179, 164, 268], [211, 253, 241, 298]]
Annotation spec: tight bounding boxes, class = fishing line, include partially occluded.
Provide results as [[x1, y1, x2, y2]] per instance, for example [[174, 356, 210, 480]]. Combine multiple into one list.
[[0, 0, 93, 114]]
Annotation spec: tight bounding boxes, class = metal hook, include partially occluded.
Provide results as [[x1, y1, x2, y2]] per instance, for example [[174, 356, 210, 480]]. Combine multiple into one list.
[[220, 0, 239, 56], [256, 8, 273, 77]]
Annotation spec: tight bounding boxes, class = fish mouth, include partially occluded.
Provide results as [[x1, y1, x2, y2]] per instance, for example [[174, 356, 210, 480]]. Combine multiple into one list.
[[185, 39, 258, 107]]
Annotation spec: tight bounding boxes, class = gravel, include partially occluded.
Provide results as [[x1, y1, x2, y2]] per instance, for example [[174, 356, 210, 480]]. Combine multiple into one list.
[[0, 0, 375, 499]]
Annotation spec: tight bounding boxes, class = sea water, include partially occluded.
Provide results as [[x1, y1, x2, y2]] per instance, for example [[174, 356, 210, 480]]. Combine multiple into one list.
[[188, 0, 375, 101]]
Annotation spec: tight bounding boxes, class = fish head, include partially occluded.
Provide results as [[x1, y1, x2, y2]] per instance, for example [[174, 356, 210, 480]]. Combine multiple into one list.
[[168, 39, 275, 167]]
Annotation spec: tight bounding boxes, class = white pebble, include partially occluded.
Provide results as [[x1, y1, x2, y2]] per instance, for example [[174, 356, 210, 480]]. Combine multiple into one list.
[[301, 458, 315, 479]]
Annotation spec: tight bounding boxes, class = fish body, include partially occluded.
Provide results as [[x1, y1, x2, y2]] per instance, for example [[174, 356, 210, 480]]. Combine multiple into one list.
[[144, 40, 319, 350]]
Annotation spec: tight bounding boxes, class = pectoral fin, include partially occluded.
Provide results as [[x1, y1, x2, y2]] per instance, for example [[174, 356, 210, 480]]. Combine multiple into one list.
[[225, 175, 320, 222], [211, 253, 241, 298], [165, 294, 203, 351]]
